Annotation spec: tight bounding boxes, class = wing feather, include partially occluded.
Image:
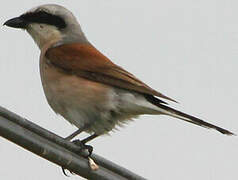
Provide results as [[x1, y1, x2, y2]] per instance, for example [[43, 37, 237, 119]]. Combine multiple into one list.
[[45, 43, 177, 103]]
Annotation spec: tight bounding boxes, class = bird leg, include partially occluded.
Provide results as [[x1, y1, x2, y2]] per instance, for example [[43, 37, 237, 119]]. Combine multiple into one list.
[[64, 125, 97, 158], [82, 133, 99, 144], [64, 124, 90, 140], [65, 125, 98, 157]]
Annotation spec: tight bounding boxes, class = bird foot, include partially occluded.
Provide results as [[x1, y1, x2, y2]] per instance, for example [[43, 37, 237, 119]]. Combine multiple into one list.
[[61, 139, 99, 177], [72, 139, 93, 158], [72, 139, 98, 170], [61, 139, 96, 176]]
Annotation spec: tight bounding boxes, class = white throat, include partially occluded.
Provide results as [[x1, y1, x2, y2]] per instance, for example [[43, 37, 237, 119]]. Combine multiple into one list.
[[27, 23, 62, 49]]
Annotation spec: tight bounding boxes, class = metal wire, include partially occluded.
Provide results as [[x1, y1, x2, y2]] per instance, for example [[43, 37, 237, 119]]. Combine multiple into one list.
[[0, 106, 146, 180]]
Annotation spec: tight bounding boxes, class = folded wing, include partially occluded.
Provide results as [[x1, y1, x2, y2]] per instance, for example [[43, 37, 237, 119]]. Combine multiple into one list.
[[45, 43, 176, 103]]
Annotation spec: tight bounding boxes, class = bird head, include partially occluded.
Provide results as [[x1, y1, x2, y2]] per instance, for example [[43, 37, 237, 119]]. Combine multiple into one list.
[[4, 4, 88, 49]]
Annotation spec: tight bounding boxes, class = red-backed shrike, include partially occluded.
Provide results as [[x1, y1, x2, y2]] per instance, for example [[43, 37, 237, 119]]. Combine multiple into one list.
[[4, 4, 234, 145]]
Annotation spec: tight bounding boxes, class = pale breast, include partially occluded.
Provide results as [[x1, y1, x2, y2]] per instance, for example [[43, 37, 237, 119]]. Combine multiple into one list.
[[40, 57, 126, 134]]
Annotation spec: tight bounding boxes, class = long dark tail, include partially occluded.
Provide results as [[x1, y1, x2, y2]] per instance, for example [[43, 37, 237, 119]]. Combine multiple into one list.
[[145, 95, 234, 135]]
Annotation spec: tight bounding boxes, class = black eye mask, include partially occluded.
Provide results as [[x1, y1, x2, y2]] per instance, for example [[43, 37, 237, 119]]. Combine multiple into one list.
[[20, 11, 66, 29]]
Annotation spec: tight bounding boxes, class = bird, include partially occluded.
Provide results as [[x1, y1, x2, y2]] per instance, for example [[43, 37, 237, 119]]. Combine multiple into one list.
[[4, 4, 234, 147]]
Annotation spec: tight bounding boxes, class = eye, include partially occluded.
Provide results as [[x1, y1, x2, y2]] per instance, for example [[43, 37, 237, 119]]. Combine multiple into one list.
[[40, 25, 44, 29]]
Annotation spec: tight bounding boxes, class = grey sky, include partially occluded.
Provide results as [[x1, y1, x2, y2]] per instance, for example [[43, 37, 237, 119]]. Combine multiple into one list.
[[1, 0, 238, 179]]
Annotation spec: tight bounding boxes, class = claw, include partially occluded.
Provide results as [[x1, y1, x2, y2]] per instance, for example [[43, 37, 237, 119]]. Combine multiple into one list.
[[61, 167, 70, 177], [61, 167, 75, 176]]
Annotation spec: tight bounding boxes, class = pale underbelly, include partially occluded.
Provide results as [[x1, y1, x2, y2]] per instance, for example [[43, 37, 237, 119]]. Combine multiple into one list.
[[40, 64, 160, 134]]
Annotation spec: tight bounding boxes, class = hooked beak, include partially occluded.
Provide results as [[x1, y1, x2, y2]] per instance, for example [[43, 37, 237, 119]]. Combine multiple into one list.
[[3, 17, 28, 29]]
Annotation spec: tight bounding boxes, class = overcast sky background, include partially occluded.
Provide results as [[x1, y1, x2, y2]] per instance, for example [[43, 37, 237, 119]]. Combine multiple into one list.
[[1, 0, 238, 179]]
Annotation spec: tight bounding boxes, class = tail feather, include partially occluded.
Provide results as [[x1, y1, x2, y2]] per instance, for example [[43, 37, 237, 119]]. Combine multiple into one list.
[[145, 95, 234, 135]]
